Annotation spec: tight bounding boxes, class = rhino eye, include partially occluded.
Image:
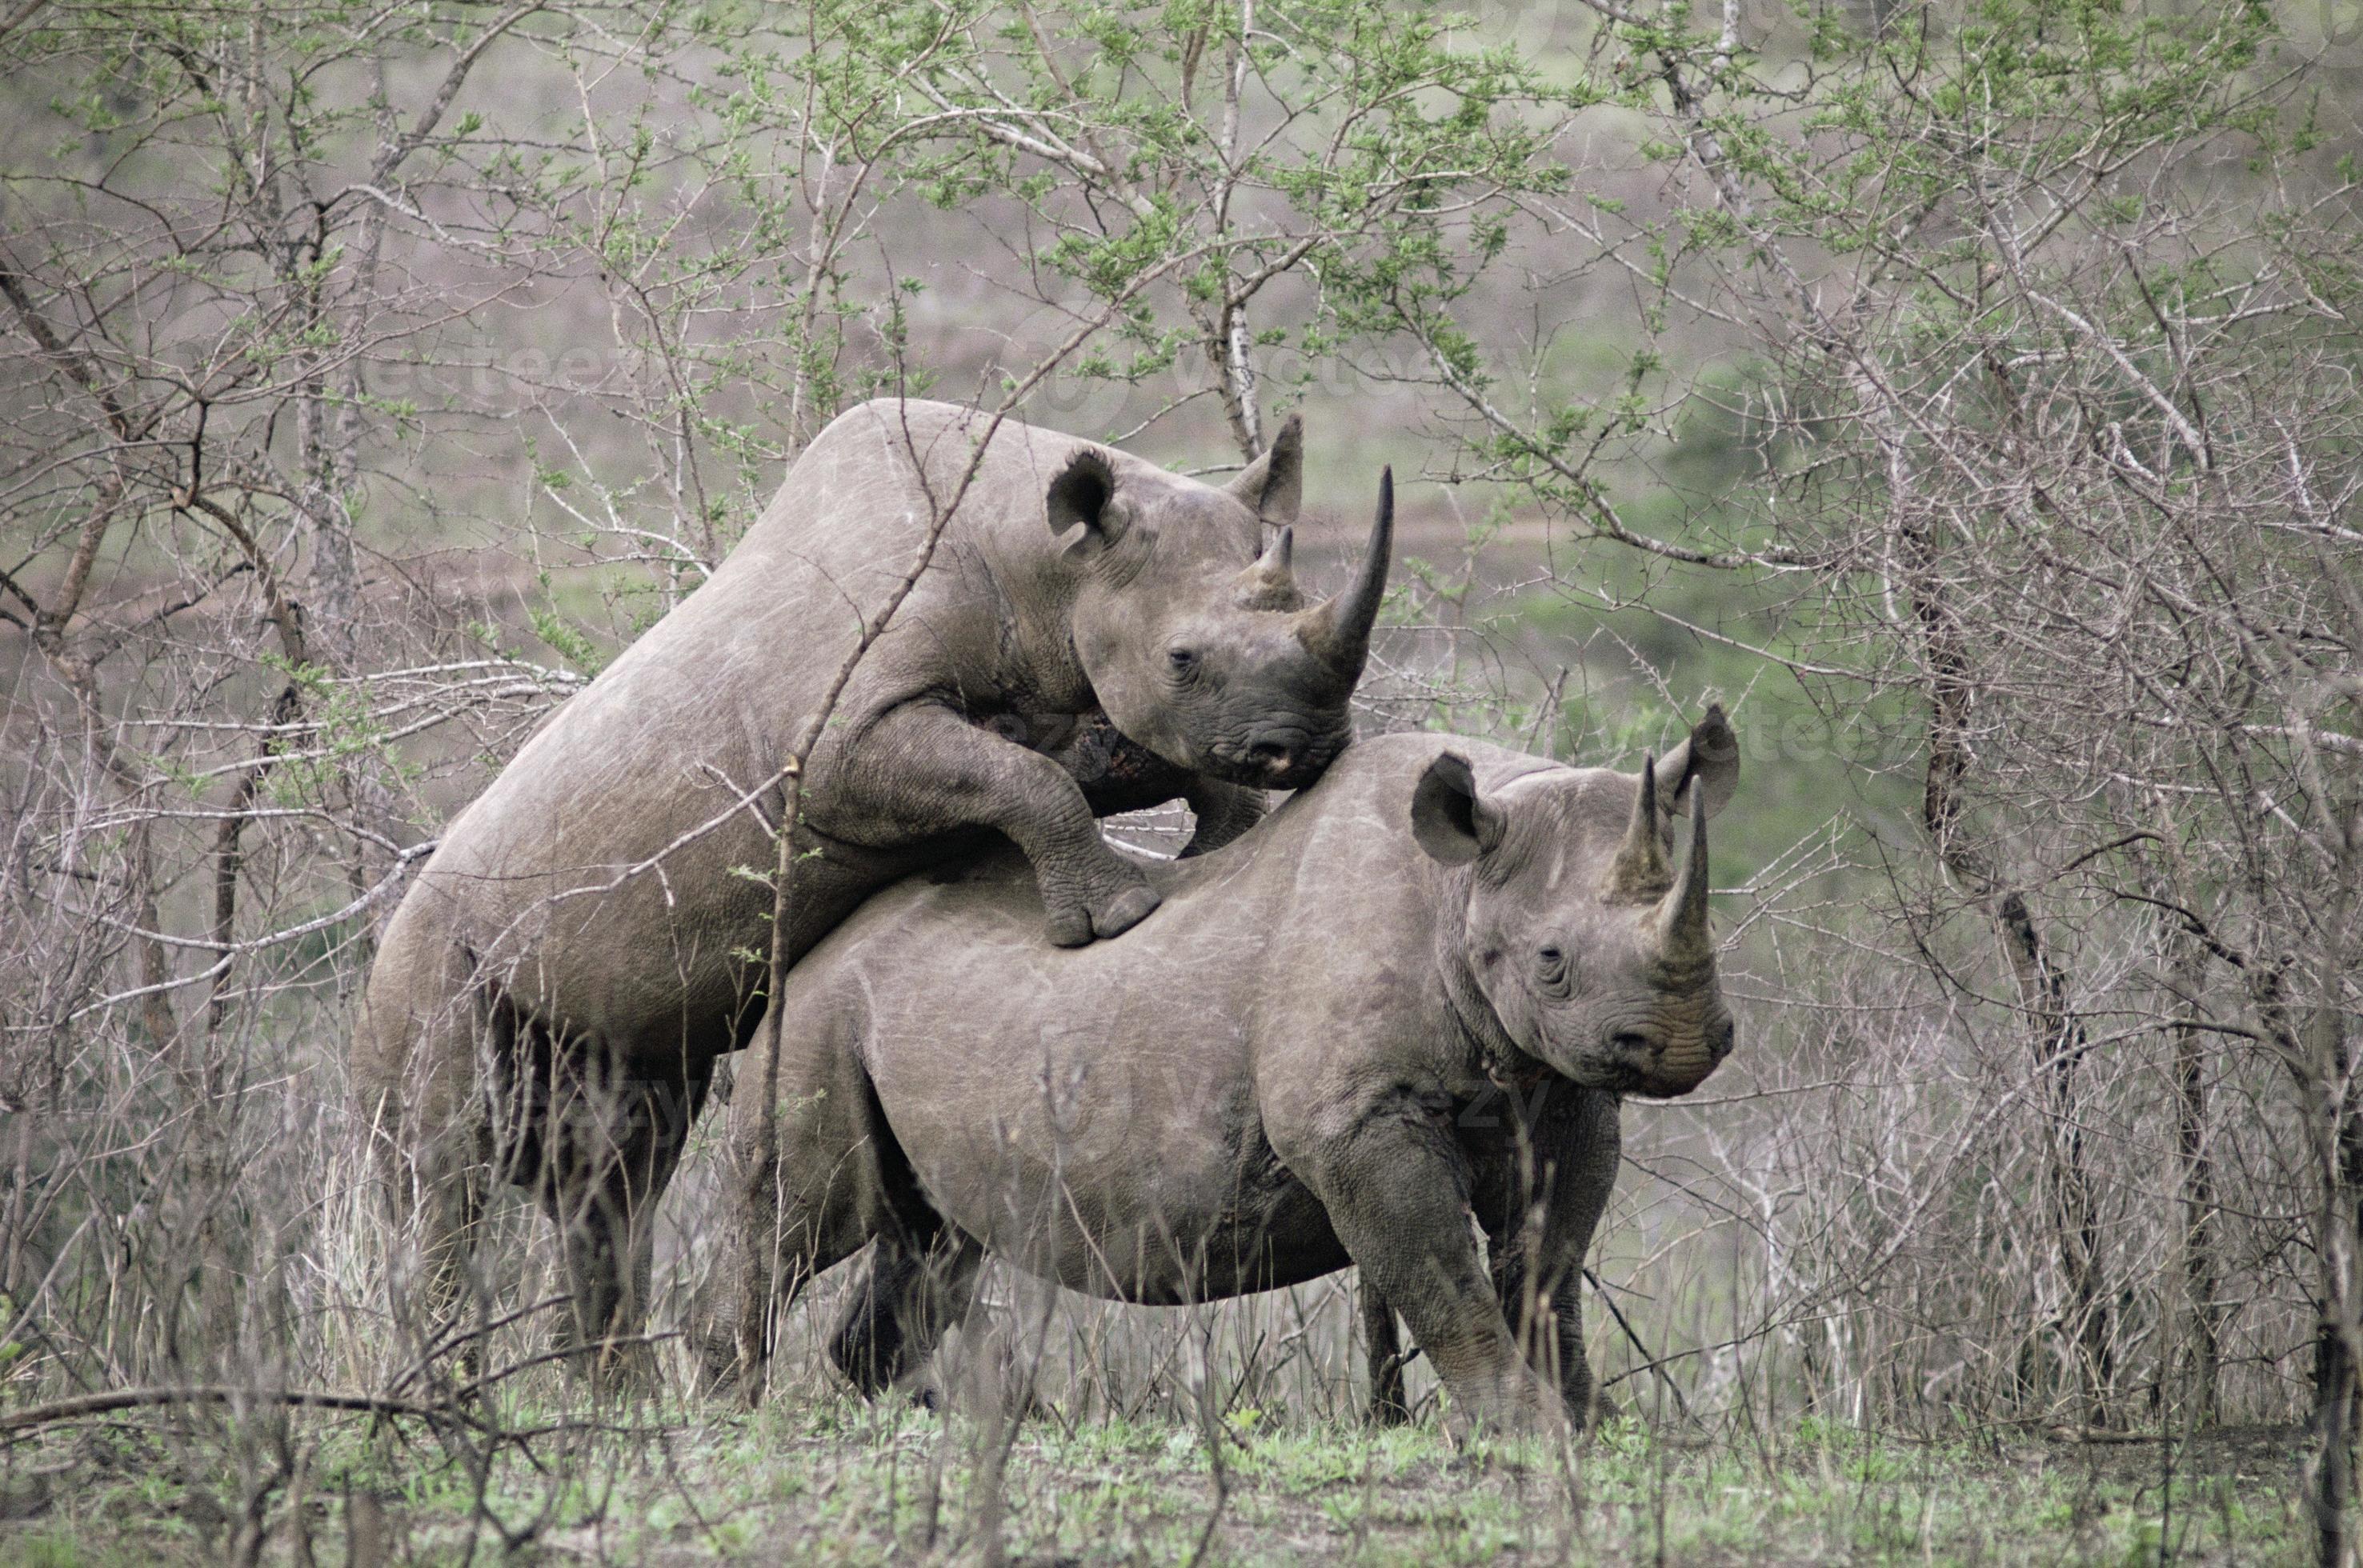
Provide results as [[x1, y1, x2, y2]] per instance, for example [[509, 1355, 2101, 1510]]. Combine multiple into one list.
[[1536, 944, 1570, 987], [1167, 647, 1200, 673]]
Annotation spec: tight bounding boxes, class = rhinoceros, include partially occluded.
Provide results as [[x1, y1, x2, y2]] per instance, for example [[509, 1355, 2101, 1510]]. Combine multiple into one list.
[[713, 709, 1740, 1427], [355, 397, 1393, 1369]]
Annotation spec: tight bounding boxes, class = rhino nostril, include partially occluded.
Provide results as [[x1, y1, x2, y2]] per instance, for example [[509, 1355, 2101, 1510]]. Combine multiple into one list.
[[1250, 740, 1295, 772], [1711, 1019, 1736, 1061], [1612, 1030, 1655, 1060]]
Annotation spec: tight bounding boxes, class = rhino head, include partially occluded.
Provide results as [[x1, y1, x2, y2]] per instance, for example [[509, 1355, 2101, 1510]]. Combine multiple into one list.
[[1412, 706, 1743, 1098], [1047, 415, 1391, 790]]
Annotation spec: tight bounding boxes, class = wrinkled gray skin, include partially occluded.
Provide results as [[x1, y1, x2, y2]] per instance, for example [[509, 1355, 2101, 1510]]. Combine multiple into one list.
[[354, 398, 1393, 1371], [711, 710, 1740, 1430]]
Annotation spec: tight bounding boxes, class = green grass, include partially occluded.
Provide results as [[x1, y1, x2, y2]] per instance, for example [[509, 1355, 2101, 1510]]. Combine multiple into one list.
[[0, 1396, 2311, 1565]]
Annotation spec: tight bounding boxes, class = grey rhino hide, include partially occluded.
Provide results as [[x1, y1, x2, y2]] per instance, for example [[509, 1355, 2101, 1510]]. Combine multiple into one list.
[[355, 398, 1392, 1367], [714, 711, 1740, 1430]]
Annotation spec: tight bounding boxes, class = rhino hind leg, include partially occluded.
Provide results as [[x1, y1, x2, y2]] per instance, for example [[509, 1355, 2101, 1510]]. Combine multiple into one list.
[[828, 1231, 984, 1398], [709, 1011, 910, 1404], [357, 916, 497, 1386], [500, 1021, 707, 1390], [824, 1249, 899, 1397], [375, 1102, 491, 1386]]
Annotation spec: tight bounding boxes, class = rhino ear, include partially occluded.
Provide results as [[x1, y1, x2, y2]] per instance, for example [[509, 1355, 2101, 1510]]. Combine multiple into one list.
[[1659, 702, 1740, 823], [1048, 448, 1124, 557], [1411, 750, 1504, 866], [1224, 413, 1303, 526]]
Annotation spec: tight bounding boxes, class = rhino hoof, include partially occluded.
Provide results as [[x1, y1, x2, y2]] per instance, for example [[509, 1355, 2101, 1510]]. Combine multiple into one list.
[[1092, 884, 1162, 939], [1047, 905, 1097, 947], [1045, 881, 1159, 946]]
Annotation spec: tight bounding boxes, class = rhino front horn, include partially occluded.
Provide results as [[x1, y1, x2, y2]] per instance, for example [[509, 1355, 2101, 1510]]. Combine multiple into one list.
[[1656, 783, 1713, 965], [1297, 466, 1395, 678]]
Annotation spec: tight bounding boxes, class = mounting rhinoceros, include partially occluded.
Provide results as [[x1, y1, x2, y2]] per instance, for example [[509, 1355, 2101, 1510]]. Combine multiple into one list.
[[355, 397, 1394, 1373], [711, 707, 1741, 1429]]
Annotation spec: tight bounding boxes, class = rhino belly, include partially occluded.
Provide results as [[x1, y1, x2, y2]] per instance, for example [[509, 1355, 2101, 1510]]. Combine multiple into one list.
[[1031, 1178, 1352, 1304], [867, 1030, 1351, 1303], [906, 1135, 1349, 1304]]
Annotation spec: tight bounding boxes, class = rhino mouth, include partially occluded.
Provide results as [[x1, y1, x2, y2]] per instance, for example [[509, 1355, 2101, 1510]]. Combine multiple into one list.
[[1623, 1070, 1713, 1100], [1209, 736, 1342, 784], [1611, 1049, 1721, 1100], [1204, 724, 1346, 790]]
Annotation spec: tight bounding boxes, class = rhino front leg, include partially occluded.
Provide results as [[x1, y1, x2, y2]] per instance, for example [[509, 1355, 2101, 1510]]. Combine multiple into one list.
[[825, 699, 1159, 946], [1179, 778, 1267, 858], [1476, 1082, 1623, 1428], [1303, 1110, 1559, 1433]]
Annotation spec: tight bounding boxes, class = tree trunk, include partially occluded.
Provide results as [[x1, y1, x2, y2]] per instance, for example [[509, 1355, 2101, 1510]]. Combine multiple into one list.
[[2313, 1016, 2363, 1567], [1914, 548, 2111, 1426], [2312, 1140, 2362, 1567], [1994, 891, 2112, 1426], [2171, 924, 2221, 1426]]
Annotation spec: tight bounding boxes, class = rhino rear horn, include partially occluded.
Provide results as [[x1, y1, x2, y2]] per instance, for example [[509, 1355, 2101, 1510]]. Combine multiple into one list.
[[1235, 526, 1300, 610], [1296, 466, 1394, 681], [1603, 753, 1672, 899]]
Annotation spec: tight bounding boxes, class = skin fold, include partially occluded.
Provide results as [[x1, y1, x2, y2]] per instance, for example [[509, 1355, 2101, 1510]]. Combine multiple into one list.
[[355, 398, 1393, 1374], [710, 710, 1742, 1430]]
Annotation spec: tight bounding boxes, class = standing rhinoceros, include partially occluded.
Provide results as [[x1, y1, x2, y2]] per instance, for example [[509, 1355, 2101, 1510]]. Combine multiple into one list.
[[715, 708, 1740, 1429], [356, 397, 1393, 1372]]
